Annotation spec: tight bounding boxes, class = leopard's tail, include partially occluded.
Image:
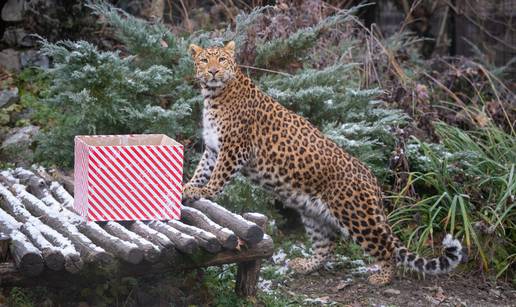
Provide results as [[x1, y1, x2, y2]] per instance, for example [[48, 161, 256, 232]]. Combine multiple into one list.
[[393, 234, 466, 275]]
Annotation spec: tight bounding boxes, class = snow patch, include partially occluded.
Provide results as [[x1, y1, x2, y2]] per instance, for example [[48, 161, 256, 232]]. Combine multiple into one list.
[[351, 263, 380, 275], [258, 279, 273, 294], [272, 248, 287, 264]]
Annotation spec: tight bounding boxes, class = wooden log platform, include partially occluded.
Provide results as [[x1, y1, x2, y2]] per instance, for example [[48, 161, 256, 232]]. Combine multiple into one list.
[[0, 168, 274, 297]]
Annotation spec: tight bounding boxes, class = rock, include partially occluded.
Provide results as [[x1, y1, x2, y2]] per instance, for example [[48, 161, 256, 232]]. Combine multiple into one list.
[[0, 87, 19, 108], [20, 50, 50, 69], [0, 125, 39, 166], [1, 0, 25, 22], [0, 49, 21, 72], [1, 27, 30, 47], [1, 125, 39, 148], [383, 288, 401, 296]]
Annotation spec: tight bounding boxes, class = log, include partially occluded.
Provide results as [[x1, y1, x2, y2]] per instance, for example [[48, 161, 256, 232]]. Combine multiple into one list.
[[147, 221, 198, 254], [0, 168, 276, 288], [0, 170, 18, 185], [0, 234, 275, 288], [117, 234, 274, 281], [0, 203, 64, 273], [167, 220, 221, 254], [78, 222, 143, 264], [32, 165, 54, 184], [127, 221, 178, 259], [102, 222, 161, 263], [19, 224, 64, 272], [49, 181, 74, 208], [181, 207, 238, 250], [0, 221, 44, 277], [9, 184, 111, 264], [0, 232, 9, 262], [242, 213, 268, 229], [8, 234, 44, 277], [48, 168, 74, 195], [35, 178, 215, 254], [13, 168, 47, 199], [0, 184, 83, 272], [187, 199, 264, 244], [202, 234, 274, 267], [12, 169, 65, 212], [0, 190, 63, 271]]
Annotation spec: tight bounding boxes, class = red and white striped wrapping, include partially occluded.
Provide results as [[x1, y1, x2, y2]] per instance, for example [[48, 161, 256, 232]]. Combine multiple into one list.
[[74, 134, 183, 222]]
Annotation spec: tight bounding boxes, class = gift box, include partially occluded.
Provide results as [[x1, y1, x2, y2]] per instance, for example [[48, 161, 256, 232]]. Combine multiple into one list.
[[74, 134, 183, 221]]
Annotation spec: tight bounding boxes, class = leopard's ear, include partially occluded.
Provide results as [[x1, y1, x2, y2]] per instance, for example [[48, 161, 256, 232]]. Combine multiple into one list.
[[224, 41, 236, 56], [189, 44, 203, 57]]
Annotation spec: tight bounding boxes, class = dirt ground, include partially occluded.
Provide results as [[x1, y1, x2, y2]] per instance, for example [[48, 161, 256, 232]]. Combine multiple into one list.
[[281, 269, 516, 306]]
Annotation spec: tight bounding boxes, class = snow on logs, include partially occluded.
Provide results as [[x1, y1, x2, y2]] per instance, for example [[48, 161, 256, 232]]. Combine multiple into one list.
[[0, 184, 82, 273], [5, 181, 112, 265], [187, 199, 264, 244], [0, 168, 273, 283], [0, 208, 44, 276], [181, 207, 238, 250], [147, 221, 198, 254]]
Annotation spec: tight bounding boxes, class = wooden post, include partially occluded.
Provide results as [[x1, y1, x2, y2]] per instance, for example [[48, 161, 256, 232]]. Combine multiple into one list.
[[235, 213, 268, 297], [0, 232, 10, 262]]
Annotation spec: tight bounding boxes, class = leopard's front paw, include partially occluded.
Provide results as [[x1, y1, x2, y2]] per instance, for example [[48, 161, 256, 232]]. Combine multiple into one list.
[[288, 257, 313, 274], [367, 273, 392, 286], [182, 184, 204, 201]]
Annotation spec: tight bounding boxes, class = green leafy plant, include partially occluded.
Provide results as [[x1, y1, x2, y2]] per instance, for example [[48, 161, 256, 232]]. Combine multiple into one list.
[[390, 122, 516, 277], [8, 288, 34, 307]]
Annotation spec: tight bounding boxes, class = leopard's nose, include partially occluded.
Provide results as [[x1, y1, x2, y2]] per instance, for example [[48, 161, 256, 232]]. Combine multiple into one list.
[[209, 68, 219, 76]]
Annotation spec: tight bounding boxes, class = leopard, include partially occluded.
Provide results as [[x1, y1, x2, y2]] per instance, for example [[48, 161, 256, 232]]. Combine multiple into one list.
[[182, 41, 465, 285]]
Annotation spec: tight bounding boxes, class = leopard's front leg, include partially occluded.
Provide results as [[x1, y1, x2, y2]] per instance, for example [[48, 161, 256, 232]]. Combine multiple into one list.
[[183, 145, 246, 201], [186, 147, 217, 187]]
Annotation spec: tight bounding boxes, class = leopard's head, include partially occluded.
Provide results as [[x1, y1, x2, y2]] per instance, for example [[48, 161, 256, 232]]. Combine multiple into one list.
[[189, 41, 237, 88]]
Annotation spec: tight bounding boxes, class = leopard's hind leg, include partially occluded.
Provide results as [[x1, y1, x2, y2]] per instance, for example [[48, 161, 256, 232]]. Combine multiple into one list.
[[286, 195, 342, 274], [288, 213, 338, 274], [329, 187, 397, 286]]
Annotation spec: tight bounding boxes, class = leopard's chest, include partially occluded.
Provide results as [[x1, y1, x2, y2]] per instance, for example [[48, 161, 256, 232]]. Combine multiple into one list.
[[202, 106, 220, 153]]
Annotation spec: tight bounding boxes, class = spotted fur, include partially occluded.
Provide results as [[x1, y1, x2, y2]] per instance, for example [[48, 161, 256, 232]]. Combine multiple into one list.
[[183, 42, 465, 285]]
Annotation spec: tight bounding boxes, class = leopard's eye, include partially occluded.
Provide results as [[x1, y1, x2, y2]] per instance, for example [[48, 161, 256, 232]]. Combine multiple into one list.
[[219, 57, 226, 62], [199, 58, 208, 64]]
